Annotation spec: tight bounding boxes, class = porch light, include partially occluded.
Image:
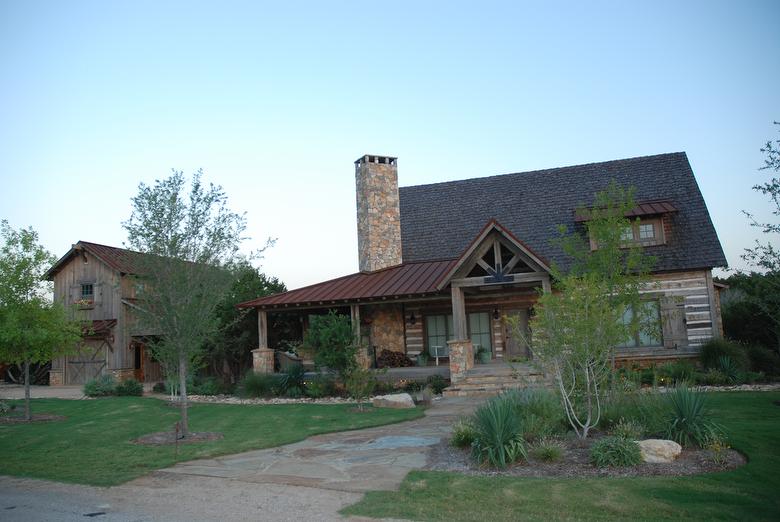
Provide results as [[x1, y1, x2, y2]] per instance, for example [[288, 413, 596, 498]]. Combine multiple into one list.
[[409, 312, 416, 325], [492, 309, 500, 320]]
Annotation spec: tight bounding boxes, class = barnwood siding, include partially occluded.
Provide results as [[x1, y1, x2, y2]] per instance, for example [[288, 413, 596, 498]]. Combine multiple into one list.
[[642, 270, 719, 347], [404, 305, 423, 356], [51, 250, 135, 383]]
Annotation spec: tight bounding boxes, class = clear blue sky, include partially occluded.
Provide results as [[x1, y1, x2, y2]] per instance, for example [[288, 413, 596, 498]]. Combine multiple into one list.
[[1, 0, 778, 289]]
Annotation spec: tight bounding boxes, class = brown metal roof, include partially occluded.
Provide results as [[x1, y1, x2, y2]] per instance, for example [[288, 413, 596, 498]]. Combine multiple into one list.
[[238, 259, 456, 309], [46, 241, 150, 279], [574, 199, 678, 222]]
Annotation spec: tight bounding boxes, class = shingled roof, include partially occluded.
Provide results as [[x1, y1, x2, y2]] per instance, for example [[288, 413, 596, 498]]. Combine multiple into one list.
[[399, 152, 727, 272]]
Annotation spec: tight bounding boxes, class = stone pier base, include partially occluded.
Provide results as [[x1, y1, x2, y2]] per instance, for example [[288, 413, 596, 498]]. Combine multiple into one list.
[[447, 339, 474, 384], [252, 347, 275, 374], [48, 370, 63, 386]]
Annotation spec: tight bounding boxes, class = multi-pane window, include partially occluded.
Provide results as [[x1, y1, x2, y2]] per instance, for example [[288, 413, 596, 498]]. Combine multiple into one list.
[[639, 223, 655, 240], [620, 226, 634, 241], [617, 301, 662, 348], [80, 283, 94, 301], [425, 315, 453, 357], [425, 312, 493, 357], [468, 312, 492, 355]]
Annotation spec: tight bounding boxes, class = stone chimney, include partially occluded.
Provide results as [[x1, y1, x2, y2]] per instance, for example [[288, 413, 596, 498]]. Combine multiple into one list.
[[355, 154, 403, 272]]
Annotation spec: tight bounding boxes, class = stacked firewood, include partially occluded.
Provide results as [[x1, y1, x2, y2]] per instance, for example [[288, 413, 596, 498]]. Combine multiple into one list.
[[376, 349, 415, 368]]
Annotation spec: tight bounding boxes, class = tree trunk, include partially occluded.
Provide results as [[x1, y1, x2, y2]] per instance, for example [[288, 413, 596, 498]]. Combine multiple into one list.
[[24, 359, 31, 421], [178, 352, 189, 438]]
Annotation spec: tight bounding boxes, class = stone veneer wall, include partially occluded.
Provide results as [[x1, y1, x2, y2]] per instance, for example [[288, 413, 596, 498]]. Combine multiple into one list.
[[355, 155, 403, 272], [367, 304, 405, 354]]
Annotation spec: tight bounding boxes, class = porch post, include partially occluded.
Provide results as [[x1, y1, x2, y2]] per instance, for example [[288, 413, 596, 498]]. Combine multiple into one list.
[[252, 309, 274, 374], [542, 275, 552, 294], [351, 304, 369, 368], [449, 285, 473, 383]]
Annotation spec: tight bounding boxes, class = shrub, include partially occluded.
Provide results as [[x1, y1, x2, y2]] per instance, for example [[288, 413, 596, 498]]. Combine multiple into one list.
[[745, 344, 780, 376], [664, 386, 723, 447], [152, 382, 166, 393], [700, 339, 749, 371], [602, 389, 666, 436], [275, 364, 307, 397], [706, 435, 731, 466], [611, 417, 645, 440], [83, 375, 117, 397], [717, 356, 744, 384], [450, 417, 477, 448], [471, 394, 527, 468], [697, 368, 729, 386], [238, 372, 280, 398], [530, 438, 565, 462], [306, 311, 357, 379], [190, 376, 232, 396], [426, 374, 449, 395], [0, 401, 14, 415], [115, 378, 143, 396], [504, 388, 568, 441], [344, 367, 377, 410], [590, 436, 642, 467], [305, 375, 338, 398], [657, 360, 696, 385]]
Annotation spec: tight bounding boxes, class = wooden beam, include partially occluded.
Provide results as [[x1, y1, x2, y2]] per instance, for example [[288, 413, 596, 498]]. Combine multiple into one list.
[[257, 310, 268, 349], [704, 269, 722, 339], [452, 271, 549, 288], [542, 276, 552, 293], [451, 286, 467, 340], [350, 304, 361, 345]]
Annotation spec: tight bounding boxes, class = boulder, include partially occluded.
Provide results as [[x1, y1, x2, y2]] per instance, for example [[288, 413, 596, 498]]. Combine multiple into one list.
[[637, 439, 682, 463], [372, 393, 416, 409]]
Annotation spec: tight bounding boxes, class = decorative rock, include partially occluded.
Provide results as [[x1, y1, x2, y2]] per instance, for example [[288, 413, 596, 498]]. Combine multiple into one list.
[[637, 439, 682, 463], [372, 393, 416, 409]]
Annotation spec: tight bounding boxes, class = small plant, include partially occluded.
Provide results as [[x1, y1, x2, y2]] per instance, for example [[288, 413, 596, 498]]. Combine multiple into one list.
[[590, 436, 642, 467], [426, 374, 448, 395], [717, 356, 744, 384], [190, 376, 232, 396], [305, 375, 338, 398], [238, 371, 280, 398], [699, 339, 749, 371], [504, 388, 568, 441], [344, 367, 377, 411], [706, 435, 731, 466], [275, 364, 307, 397], [611, 417, 645, 440], [657, 360, 696, 385], [697, 368, 729, 386], [115, 378, 143, 396], [530, 438, 565, 462], [0, 401, 15, 415], [471, 394, 527, 468], [665, 386, 723, 447], [152, 382, 166, 393], [450, 417, 477, 448], [83, 375, 117, 397], [745, 344, 780, 376]]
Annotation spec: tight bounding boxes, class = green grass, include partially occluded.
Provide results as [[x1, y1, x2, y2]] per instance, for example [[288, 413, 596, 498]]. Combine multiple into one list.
[[343, 392, 780, 521], [0, 397, 422, 486]]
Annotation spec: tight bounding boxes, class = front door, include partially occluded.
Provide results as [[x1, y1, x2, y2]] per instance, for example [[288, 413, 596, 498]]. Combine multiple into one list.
[[132, 341, 145, 382], [504, 309, 531, 359]]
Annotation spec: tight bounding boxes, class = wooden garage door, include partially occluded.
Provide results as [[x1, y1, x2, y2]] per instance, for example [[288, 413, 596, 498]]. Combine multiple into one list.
[[66, 340, 107, 384]]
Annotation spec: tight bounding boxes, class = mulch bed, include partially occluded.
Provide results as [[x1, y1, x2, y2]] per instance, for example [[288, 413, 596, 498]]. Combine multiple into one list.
[[0, 413, 67, 424], [427, 434, 746, 478], [132, 431, 224, 445]]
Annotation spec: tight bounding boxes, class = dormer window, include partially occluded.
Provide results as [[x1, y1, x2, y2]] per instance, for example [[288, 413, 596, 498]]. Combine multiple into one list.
[[576, 199, 676, 250], [621, 218, 664, 247]]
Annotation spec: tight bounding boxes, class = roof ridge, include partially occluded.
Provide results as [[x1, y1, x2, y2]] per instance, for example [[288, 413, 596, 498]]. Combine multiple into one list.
[[399, 151, 687, 190]]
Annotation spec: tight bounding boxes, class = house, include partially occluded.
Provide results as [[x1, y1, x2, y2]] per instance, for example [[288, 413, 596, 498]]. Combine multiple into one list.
[[45, 242, 162, 385], [239, 153, 727, 393]]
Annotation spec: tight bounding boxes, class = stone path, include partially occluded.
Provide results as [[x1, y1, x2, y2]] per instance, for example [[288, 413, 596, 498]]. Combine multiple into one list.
[[155, 397, 478, 493]]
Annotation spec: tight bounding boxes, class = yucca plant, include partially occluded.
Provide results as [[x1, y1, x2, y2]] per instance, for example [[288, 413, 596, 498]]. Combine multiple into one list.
[[718, 356, 743, 385], [471, 394, 527, 468], [665, 385, 722, 447]]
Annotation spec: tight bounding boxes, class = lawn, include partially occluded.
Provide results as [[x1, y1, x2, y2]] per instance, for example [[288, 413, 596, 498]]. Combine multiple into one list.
[[0, 397, 422, 486], [343, 392, 780, 521]]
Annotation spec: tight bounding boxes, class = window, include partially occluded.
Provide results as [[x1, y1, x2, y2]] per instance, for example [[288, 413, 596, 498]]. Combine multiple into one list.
[[639, 223, 655, 240], [425, 315, 453, 357], [617, 301, 662, 348], [469, 312, 492, 355], [425, 312, 493, 357], [620, 226, 634, 241], [80, 283, 94, 300]]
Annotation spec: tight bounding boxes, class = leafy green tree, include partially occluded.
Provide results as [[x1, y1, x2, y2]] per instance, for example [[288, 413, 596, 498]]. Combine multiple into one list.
[[123, 170, 264, 437], [205, 264, 286, 383], [740, 122, 780, 353], [510, 182, 655, 438], [0, 221, 81, 420], [304, 310, 357, 380]]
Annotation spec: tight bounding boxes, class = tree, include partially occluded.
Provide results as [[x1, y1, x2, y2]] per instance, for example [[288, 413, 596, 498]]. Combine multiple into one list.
[[205, 264, 286, 383], [511, 182, 656, 438], [740, 122, 780, 353], [0, 221, 81, 420], [304, 310, 357, 380], [123, 170, 259, 437]]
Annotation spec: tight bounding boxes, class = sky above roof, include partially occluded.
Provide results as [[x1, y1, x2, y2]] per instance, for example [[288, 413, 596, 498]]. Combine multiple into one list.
[[1, 0, 778, 290]]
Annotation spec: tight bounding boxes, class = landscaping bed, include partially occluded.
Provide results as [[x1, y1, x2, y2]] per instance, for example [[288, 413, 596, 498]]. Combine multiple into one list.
[[428, 432, 745, 478]]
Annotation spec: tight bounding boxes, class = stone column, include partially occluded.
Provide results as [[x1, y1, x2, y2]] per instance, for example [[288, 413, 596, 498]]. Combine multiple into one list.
[[49, 370, 63, 386], [252, 348, 275, 374], [448, 339, 474, 383]]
